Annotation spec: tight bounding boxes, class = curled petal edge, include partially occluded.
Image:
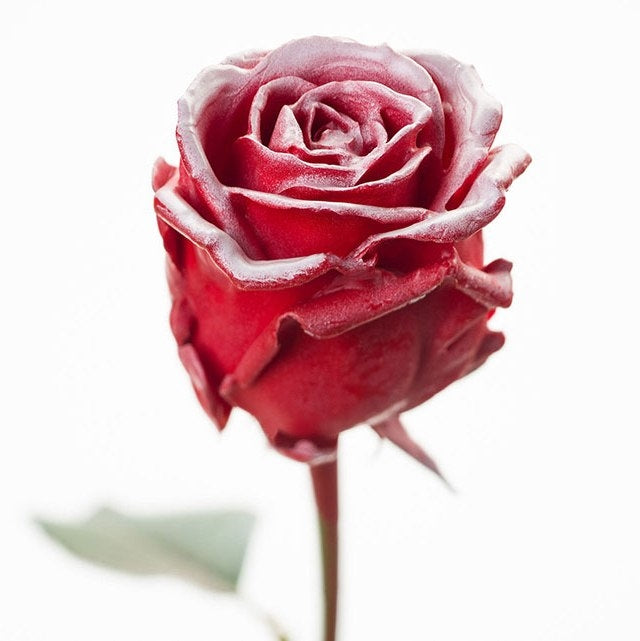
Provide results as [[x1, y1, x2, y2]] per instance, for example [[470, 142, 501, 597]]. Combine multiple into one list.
[[408, 51, 504, 209], [177, 343, 232, 430], [227, 185, 426, 224], [153, 143, 527, 292], [221, 49, 270, 70], [351, 143, 531, 262], [154, 164, 364, 289], [219, 249, 512, 400], [164, 257, 232, 430]]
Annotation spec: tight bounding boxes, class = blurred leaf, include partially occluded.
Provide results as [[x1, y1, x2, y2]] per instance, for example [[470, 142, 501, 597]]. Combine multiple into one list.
[[37, 507, 255, 592]]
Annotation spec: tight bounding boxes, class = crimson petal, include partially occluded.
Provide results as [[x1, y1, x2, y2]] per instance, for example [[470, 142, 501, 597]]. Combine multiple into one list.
[[154, 167, 362, 289], [351, 144, 531, 261], [409, 51, 505, 209]]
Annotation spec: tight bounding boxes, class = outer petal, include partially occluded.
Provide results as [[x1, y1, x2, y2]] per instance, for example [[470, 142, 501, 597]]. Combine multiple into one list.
[[154, 200, 343, 430], [153, 184, 232, 428], [351, 144, 532, 262], [250, 37, 445, 111], [219, 245, 458, 398], [220, 300, 428, 443], [279, 146, 433, 208], [225, 182, 431, 260], [176, 65, 262, 256], [230, 134, 366, 191], [409, 51, 504, 210], [219, 247, 512, 448], [177, 342, 231, 429], [221, 49, 269, 70], [401, 284, 508, 413], [154, 164, 368, 289]]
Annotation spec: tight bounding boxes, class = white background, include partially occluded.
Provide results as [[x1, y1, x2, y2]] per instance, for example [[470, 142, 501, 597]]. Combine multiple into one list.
[[2, 1, 639, 639]]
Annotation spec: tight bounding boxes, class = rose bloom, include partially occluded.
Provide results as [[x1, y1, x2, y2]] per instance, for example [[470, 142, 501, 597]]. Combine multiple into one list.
[[153, 37, 530, 466]]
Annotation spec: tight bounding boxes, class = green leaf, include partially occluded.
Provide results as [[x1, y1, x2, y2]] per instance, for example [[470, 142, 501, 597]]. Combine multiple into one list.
[[37, 507, 255, 592]]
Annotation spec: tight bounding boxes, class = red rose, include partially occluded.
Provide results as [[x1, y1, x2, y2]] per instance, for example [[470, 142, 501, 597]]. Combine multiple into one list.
[[153, 36, 530, 466]]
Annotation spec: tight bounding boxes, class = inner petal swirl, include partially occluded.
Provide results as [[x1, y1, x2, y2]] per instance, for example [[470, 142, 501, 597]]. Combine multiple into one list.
[[228, 78, 437, 204]]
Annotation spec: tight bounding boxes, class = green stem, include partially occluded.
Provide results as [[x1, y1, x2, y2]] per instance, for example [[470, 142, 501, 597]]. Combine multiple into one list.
[[310, 456, 339, 641]]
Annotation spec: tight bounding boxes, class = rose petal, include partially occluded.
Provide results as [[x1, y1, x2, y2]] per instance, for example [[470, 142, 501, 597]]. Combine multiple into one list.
[[162, 253, 233, 429], [218, 246, 509, 385], [220, 301, 428, 442], [152, 157, 177, 191], [409, 51, 504, 209], [280, 146, 432, 207], [154, 170, 358, 289], [176, 67, 264, 256], [351, 144, 532, 260], [230, 135, 363, 191], [177, 343, 231, 429], [256, 37, 445, 108], [247, 76, 317, 145], [221, 49, 269, 70], [454, 258, 513, 308], [220, 246, 458, 394], [401, 286, 507, 412], [219, 246, 512, 441], [271, 103, 356, 164], [163, 235, 339, 425], [295, 102, 367, 157], [226, 186, 428, 259], [227, 186, 426, 224]]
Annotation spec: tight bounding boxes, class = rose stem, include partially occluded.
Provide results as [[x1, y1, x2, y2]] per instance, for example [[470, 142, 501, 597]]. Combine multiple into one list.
[[310, 455, 339, 641]]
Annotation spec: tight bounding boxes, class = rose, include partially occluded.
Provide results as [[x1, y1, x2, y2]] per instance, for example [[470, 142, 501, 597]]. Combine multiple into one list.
[[152, 36, 530, 466]]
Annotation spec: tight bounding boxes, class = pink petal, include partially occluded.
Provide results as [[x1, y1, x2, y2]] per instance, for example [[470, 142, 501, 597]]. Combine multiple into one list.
[[280, 146, 432, 207], [351, 144, 532, 261], [247, 76, 317, 144], [154, 170, 358, 289], [409, 51, 504, 209], [219, 246, 458, 395], [221, 49, 270, 70]]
